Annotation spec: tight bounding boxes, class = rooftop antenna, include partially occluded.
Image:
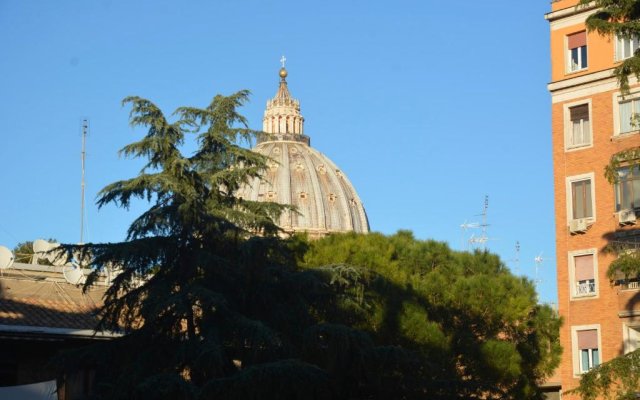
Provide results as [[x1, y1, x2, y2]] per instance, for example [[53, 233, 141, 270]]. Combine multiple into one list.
[[534, 252, 544, 288], [460, 220, 480, 250], [80, 119, 88, 244], [467, 195, 492, 250], [511, 241, 521, 274]]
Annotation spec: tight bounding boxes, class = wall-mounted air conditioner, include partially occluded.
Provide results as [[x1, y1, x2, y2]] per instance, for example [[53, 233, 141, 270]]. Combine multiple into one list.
[[618, 209, 637, 225], [569, 218, 588, 234]]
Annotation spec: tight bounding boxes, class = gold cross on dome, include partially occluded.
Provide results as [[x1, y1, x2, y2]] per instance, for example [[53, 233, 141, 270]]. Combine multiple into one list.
[[280, 55, 286, 68]]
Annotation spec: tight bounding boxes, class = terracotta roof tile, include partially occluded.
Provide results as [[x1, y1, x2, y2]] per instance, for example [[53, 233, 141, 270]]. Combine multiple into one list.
[[0, 272, 106, 331]]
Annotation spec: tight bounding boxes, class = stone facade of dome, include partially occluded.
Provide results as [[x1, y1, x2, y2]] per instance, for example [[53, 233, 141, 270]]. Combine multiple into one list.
[[238, 66, 369, 237]]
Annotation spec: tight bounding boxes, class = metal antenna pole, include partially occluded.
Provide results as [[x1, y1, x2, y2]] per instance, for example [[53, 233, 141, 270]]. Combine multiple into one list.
[[481, 195, 488, 251], [534, 253, 544, 289], [515, 241, 520, 274], [80, 119, 88, 244]]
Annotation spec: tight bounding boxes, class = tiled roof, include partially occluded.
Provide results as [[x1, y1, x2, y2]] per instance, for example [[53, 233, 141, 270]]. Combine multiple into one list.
[[0, 265, 106, 332]]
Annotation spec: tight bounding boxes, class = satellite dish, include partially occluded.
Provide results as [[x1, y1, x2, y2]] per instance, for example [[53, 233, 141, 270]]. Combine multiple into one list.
[[63, 264, 86, 285], [72, 246, 92, 268], [32, 239, 51, 263], [47, 243, 68, 266], [33, 239, 68, 266], [0, 246, 14, 270]]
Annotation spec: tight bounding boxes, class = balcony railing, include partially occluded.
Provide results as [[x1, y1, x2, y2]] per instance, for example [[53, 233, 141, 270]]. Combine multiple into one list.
[[576, 280, 596, 296]]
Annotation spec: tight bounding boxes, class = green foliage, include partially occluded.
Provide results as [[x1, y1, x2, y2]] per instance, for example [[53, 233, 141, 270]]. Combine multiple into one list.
[[604, 147, 640, 184], [607, 251, 640, 280], [579, 0, 640, 94], [12, 241, 34, 264], [58, 92, 561, 399], [567, 349, 640, 400], [302, 231, 562, 399]]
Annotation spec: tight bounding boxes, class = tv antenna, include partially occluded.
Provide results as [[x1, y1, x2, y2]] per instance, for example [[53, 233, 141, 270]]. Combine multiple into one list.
[[460, 221, 480, 249], [510, 241, 521, 274], [80, 119, 88, 244], [464, 195, 493, 250], [534, 252, 544, 287]]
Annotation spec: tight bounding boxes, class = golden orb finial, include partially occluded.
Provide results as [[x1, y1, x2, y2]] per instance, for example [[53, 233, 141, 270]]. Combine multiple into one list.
[[279, 67, 288, 79]]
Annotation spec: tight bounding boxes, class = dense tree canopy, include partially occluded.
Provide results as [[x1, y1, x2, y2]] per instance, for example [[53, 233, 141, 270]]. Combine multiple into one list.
[[302, 231, 561, 399], [58, 92, 561, 400]]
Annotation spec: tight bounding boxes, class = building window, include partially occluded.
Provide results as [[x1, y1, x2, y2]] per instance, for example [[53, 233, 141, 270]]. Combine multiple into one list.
[[619, 98, 640, 134], [573, 253, 596, 297], [571, 179, 593, 219], [577, 329, 600, 373], [616, 34, 640, 61], [568, 31, 588, 72], [615, 166, 640, 211], [624, 324, 640, 353], [567, 103, 591, 148]]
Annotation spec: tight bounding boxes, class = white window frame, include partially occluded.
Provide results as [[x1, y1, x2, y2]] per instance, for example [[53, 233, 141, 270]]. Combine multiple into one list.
[[614, 165, 640, 212], [623, 323, 640, 354], [613, 90, 640, 136], [615, 33, 640, 61], [580, 348, 599, 373], [564, 99, 593, 151], [571, 324, 602, 376], [566, 172, 596, 224], [568, 249, 599, 300], [566, 33, 588, 73]]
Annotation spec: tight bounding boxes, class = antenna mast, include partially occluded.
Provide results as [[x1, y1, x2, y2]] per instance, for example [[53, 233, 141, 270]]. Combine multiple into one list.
[[80, 119, 88, 244], [513, 241, 520, 274], [468, 195, 490, 250], [534, 252, 544, 289]]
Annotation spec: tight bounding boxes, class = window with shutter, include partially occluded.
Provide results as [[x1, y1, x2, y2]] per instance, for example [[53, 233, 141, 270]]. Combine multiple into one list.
[[568, 104, 590, 147], [568, 31, 588, 72]]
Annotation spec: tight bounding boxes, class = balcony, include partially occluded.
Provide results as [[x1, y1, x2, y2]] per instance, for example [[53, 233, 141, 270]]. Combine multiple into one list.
[[575, 280, 596, 297]]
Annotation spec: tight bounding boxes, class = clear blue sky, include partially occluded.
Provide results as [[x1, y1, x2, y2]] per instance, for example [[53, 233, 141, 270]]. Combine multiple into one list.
[[0, 1, 557, 303]]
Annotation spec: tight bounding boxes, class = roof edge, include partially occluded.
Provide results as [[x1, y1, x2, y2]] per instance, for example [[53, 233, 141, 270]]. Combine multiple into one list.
[[0, 323, 122, 339]]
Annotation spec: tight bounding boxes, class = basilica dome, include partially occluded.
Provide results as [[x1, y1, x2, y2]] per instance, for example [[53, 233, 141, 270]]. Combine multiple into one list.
[[238, 67, 369, 237]]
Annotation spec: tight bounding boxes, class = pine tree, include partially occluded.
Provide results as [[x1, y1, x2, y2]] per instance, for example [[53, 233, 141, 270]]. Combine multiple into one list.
[[302, 231, 562, 400]]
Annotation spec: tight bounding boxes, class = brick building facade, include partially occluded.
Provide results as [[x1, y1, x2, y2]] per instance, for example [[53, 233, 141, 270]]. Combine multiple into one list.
[[546, 1, 640, 397]]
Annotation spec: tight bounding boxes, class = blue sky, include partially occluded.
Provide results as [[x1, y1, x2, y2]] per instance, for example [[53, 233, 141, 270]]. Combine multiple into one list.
[[0, 1, 557, 302]]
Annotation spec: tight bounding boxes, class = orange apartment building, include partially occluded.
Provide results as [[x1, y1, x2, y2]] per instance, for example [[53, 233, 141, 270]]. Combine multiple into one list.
[[546, 0, 640, 397]]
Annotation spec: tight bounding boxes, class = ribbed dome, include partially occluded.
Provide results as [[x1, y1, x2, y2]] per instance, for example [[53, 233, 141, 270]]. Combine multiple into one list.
[[238, 65, 369, 237]]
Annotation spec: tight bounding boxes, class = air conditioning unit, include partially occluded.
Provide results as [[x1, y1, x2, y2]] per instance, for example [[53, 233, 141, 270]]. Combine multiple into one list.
[[569, 218, 588, 234], [618, 209, 637, 225]]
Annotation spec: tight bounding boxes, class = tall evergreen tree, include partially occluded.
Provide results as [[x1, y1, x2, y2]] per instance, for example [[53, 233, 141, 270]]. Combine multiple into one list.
[[58, 92, 331, 399]]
